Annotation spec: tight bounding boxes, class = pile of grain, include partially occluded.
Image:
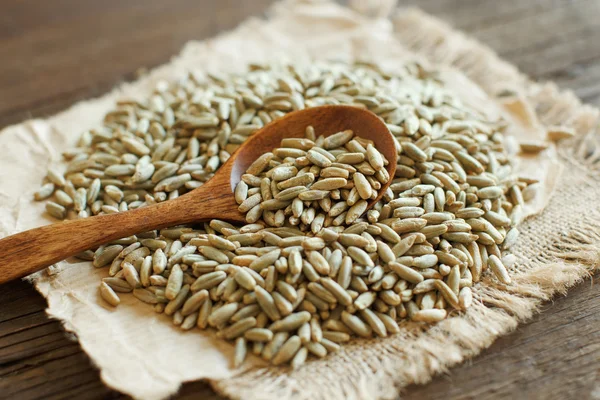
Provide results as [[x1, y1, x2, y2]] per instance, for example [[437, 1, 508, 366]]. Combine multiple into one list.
[[35, 62, 533, 367]]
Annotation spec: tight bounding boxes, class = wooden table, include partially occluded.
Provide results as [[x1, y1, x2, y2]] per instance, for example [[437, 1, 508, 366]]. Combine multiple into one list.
[[1, 1, 599, 399]]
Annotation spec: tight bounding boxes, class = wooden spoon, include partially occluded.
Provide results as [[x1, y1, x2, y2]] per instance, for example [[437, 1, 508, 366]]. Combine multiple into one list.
[[0, 105, 397, 283]]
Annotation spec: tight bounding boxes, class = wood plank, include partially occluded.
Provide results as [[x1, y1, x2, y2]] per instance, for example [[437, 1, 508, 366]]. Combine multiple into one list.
[[410, 0, 584, 30], [0, 341, 81, 378], [0, 0, 276, 129], [0, 311, 52, 338], [0, 300, 46, 326], [554, 63, 600, 106], [466, 0, 598, 55], [43, 380, 122, 400], [0, 279, 44, 304], [0, 351, 108, 399], [408, 0, 600, 79], [510, 32, 600, 78], [0, 281, 47, 323], [0, 330, 75, 364]]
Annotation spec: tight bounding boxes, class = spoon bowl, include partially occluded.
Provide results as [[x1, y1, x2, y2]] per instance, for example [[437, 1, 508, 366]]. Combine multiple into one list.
[[0, 105, 396, 283], [208, 104, 397, 222]]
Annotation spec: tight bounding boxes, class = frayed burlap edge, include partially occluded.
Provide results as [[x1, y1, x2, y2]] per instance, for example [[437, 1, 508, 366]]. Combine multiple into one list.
[[210, 7, 600, 400]]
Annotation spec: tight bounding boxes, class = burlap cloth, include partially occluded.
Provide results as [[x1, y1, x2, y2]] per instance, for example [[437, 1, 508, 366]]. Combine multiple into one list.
[[1, 1, 599, 399]]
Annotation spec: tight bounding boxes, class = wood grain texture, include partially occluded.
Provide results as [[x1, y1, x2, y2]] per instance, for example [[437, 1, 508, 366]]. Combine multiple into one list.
[[1, 0, 599, 399]]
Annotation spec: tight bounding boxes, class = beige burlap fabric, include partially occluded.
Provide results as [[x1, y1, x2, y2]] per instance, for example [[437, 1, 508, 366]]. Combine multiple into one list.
[[1, 1, 598, 399]]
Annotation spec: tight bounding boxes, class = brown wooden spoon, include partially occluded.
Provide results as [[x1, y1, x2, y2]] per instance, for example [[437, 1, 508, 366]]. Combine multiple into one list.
[[0, 105, 397, 283]]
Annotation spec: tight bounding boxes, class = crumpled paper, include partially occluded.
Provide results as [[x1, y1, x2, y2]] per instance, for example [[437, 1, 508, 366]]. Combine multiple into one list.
[[0, 0, 563, 398]]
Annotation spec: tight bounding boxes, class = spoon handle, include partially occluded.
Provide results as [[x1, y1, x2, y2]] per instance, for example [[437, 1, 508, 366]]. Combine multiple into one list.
[[0, 196, 198, 284]]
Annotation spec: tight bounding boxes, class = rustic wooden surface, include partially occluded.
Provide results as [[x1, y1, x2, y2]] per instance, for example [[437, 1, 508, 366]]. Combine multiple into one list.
[[1, 0, 599, 399]]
